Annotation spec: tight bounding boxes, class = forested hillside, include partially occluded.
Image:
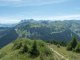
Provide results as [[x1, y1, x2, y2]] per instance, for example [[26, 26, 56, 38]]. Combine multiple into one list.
[[0, 27, 18, 48], [15, 20, 80, 43], [0, 20, 80, 48]]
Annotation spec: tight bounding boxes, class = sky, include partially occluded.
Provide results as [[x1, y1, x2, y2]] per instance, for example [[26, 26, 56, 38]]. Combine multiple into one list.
[[0, 0, 80, 24]]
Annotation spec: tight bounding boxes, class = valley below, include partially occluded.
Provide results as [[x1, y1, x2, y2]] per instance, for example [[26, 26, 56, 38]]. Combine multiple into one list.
[[0, 20, 80, 60]]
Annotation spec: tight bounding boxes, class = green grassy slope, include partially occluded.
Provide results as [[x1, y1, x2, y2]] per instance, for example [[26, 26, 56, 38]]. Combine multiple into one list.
[[50, 44, 80, 60], [0, 38, 54, 60]]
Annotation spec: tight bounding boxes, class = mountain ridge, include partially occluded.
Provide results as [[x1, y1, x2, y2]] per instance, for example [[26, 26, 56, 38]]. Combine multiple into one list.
[[0, 20, 80, 48]]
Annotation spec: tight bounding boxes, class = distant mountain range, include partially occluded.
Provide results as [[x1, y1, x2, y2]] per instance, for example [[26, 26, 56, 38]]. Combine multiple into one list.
[[0, 27, 18, 48], [0, 19, 80, 48], [0, 24, 17, 27], [15, 19, 80, 41]]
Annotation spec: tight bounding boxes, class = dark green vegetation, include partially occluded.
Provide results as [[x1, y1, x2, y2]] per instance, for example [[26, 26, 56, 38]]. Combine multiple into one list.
[[67, 37, 80, 53], [75, 43, 80, 53], [30, 40, 40, 57], [0, 38, 54, 60]]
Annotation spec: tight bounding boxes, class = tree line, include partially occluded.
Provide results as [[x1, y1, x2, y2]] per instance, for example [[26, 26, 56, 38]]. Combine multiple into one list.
[[67, 36, 80, 53]]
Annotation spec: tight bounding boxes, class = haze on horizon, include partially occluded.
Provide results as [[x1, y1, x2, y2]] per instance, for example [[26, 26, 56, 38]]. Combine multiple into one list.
[[0, 0, 80, 24]]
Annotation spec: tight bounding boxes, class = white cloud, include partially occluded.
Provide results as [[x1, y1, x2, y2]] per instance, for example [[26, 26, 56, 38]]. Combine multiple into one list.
[[0, 16, 20, 24], [0, 14, 80, 24], [53, 15, 80, 20], [0, 0, 67, 7], [26, 14, 80, 20]]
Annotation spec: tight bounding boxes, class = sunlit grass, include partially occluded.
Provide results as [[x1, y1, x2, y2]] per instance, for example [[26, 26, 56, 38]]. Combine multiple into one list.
[[50, 44, 80, 60]]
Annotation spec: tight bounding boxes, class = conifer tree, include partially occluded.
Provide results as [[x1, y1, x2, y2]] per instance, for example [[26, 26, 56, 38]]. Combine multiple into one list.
[[67, 36, 77, 51], [20, 44, 28, 53], [30, 40, 40, 57], [75, 43, 80, 53]]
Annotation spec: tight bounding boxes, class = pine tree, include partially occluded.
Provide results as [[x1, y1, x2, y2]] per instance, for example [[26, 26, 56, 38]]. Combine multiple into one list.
[[75, 43, 80, 53], [19, 44, 28, 54], [67, 37, 77, 51], [30, 40, 40, 57]]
